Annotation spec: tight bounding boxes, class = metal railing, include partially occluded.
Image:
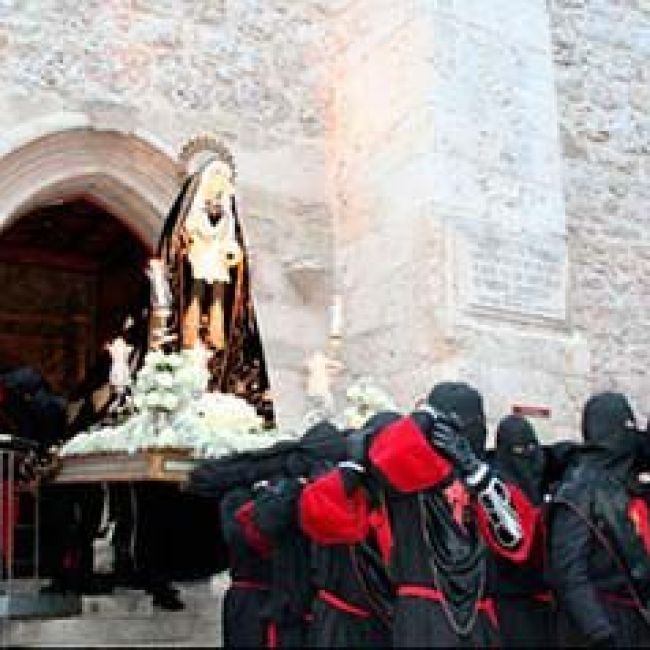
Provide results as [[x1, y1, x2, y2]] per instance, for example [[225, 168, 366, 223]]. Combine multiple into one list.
[[1, 437, 42, 639]]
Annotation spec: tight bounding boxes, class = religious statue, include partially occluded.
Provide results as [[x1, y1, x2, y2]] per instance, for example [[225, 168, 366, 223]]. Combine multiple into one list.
[[181, 159, 242, 350], [157, 136, 274, 426], [106, 336, 133, 395]]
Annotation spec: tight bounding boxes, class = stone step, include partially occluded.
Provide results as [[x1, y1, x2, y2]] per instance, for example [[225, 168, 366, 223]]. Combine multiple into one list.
[[2, 576, 228, 647]]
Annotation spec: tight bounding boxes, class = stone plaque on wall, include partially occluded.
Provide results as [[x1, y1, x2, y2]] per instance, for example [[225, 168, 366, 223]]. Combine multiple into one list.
[[459, 228, 567, 321]]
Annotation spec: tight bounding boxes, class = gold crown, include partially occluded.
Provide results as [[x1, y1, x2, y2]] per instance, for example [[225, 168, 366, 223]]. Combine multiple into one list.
[[178, 135, 237, 181], [200, 163, 235, 200]]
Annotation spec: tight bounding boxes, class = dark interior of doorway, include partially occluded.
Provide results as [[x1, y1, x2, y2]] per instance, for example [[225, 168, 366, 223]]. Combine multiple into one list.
[[0, 198, 150, 398]]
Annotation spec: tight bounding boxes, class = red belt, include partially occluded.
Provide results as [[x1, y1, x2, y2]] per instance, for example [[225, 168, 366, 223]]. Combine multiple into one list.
[[601, 592, 637, 609], [532, 591, 554, 604], [397, 584, 499, 629], [317, 589, 370, 619], [231, 580, 269, 591], [266, 621, 278, 649]]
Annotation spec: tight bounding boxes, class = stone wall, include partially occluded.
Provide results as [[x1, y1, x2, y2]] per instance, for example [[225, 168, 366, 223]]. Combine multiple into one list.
[[0, 0, 339, 430], [550, 0, 650, 419], [328, 0, 588, 440]]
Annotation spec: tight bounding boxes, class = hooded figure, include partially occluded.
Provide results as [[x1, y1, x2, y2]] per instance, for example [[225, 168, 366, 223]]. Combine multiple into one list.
[[427, 382, 488, 458], [548, 392, 650, 647], [490, 415, 556, 648], [301, 381, 539, 647], [220, 486, 273, 648], [388, 381, 499, 647], [299, 411, 400, 648], [494, 415, 546, 506], [189, 420, 347, 647]]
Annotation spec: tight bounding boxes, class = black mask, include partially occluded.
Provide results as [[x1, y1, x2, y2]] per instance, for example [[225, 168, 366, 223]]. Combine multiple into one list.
[[580, 392, 640, 480], [495, 415, 545, 505], [427, 382, 487, 457]]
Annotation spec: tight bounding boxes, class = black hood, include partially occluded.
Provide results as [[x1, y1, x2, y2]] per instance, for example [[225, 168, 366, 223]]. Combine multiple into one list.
[[427, 381, 487, 456], [580, 392, 640, 480], [495, 415, 545, 505], [360, 410, 402, 433]]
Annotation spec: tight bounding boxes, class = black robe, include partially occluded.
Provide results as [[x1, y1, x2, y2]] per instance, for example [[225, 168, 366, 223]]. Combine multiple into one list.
[[250, 477, 314, 647], [548, 392, 650, 647], [307, 544, 393, 648], [220, 488, 272, 648], [299, 467, 395, 648], [490, 415, 557, 648], [550, 475, 650, 647], [366, 414, 540, 648]]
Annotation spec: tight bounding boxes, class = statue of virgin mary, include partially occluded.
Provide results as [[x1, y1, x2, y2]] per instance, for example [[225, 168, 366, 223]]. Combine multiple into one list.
[[157, 137, 274, 426]]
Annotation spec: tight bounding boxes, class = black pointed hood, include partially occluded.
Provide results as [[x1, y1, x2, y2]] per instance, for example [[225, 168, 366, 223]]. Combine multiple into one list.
[[580, 391, 640, 480], [427, 381, 487, 457], [495, 415, 545, 505]]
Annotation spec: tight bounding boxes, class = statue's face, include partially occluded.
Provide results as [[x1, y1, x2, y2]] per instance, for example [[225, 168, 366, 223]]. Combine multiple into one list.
[[205, 195, 223, 218]]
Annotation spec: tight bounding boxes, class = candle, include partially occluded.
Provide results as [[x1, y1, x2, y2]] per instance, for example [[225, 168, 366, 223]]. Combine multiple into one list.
[[146, 258, 172, 309], [330, 294, 343, 339]]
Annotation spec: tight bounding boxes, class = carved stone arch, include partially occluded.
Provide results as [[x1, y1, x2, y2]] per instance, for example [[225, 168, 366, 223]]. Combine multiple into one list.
[[0, 114, 182, 246]]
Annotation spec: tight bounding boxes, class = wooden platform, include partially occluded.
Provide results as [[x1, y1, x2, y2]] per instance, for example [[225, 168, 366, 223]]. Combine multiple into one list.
[[52, 449, 198, 484]]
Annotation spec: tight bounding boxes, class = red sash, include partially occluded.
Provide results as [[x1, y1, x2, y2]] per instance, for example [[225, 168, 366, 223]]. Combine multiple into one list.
[[397, 584, 499, 629], [317, 589, 370, 618]]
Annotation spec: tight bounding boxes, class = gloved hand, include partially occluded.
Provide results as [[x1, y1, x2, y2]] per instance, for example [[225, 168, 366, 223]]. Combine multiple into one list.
[[252, 477, 303, 539], [338, 461, 366, 496], [412, 403, 489, 491], [345, 428, 373, 466]]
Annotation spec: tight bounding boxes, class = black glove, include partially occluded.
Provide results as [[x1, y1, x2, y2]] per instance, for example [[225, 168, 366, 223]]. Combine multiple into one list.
[[252, 477, 303, 539], [338, 461, 367, 496], [413, 404, 489, 490], [345, 429, 373, 466]]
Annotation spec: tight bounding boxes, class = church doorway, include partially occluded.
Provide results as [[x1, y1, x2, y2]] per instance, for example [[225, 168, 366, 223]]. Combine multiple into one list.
[[0, 197, 150, 400]]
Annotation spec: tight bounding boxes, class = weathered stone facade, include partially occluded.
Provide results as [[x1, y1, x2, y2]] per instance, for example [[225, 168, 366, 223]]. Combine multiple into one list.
[[550, 0, 650, 418]]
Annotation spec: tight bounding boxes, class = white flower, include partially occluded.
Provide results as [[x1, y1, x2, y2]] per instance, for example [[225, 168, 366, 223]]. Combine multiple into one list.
[[155, 371, 175, 389], [145, 350, 166, 367], [145, 393, 162, 409], [156, 427, 178, 447], [159, 392, 179, 411]]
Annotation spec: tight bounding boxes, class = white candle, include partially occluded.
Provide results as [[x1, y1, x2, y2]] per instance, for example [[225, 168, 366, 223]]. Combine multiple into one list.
[[330, 294, 343, 339], [146, 258, 172, 308]]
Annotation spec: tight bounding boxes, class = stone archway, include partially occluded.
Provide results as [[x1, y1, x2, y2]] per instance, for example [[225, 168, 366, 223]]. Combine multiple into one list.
[[0, 119, 181, 392], [0, 116, 181, 246]]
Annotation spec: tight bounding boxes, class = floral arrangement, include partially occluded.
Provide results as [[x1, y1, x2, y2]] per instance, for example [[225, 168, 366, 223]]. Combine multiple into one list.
[[341, 376, 401, 429], [131, 349, 209, 413], [59, 348, 287, 459]]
